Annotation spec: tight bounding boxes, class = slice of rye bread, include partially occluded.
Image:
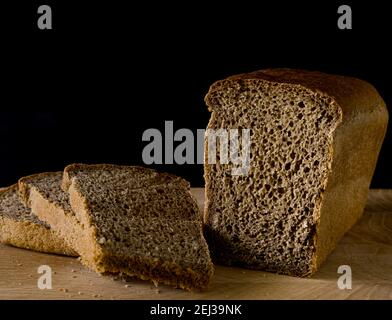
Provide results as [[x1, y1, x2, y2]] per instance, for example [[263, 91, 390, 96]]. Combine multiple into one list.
[[0, 184, 77, 256], [204, 68, 388, 276], [20, 165, 214, 290], [19, 172, 86, 257]]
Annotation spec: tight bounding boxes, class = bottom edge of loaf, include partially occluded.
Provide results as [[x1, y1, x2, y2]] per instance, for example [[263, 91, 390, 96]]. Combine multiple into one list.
[[204, 227, 315, 277], [212, 255, 315, 278]]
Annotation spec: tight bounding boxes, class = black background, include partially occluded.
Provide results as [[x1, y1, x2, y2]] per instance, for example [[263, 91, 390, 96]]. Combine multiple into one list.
[[1, 1, 391, 187]]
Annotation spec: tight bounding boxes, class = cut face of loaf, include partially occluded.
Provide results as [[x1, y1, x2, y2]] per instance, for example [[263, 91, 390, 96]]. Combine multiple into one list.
[[0, 184, 76, 256], [57, 164, 213, 291], [204, 68, 388, 276]]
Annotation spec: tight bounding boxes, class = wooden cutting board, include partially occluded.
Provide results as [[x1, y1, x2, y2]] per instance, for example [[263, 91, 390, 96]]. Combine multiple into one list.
[[1, 188, 392, 300]]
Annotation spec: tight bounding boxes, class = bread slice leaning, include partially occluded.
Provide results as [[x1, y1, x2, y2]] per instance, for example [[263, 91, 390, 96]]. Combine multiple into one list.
[[204, 68, 388, 276], [19, 172, 86, 258], [0, 184, 77, 256], [20, 164, 214, 291]]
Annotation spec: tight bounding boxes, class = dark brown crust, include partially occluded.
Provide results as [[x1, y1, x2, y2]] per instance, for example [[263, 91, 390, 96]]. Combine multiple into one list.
[[206, 68, 387, 119]]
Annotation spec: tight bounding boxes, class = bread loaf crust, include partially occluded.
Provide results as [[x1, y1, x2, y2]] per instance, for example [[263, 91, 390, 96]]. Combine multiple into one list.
[[204, 68, 388, 275]]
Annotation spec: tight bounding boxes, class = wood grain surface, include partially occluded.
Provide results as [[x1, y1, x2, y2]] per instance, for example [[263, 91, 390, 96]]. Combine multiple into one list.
[[1, 188, 392, 300]]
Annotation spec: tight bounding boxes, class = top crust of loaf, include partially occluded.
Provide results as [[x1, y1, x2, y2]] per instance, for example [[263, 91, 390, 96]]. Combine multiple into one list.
[[206, 68, 388, 122]]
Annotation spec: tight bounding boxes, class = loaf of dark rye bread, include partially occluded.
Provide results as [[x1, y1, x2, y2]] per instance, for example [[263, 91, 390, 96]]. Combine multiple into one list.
[[0, 184, 76, 256], [204, 68, 388, 276], [20, 164, 214, 290]]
